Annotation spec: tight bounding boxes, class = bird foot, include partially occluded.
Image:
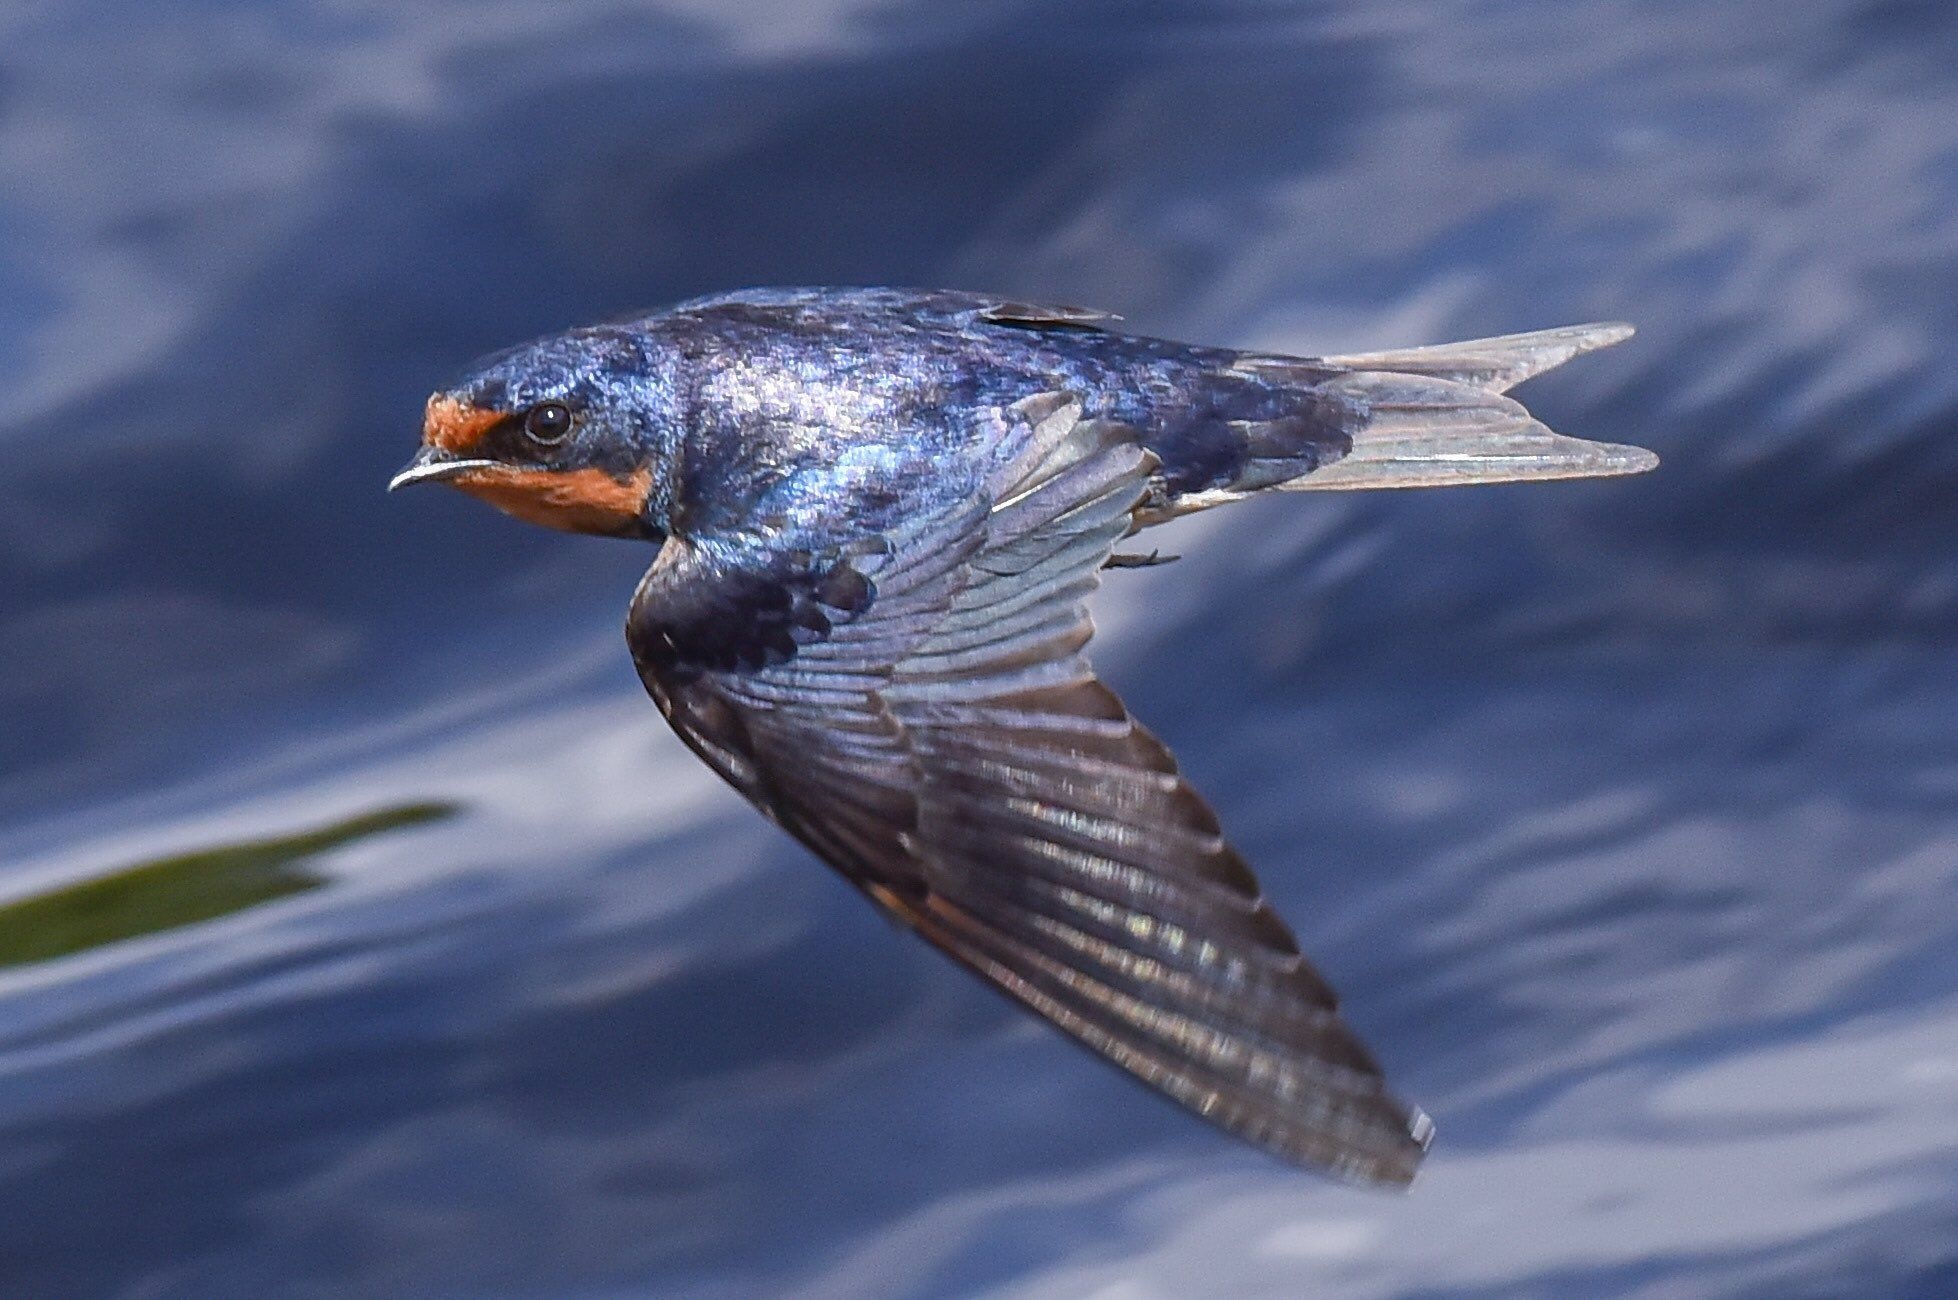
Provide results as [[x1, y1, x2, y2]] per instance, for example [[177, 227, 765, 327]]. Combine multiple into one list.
[[1103, 550, 1180, 569]]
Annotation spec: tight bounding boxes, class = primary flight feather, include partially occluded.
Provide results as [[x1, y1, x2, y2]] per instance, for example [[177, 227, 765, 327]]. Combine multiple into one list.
[[392, 287, 1654, 1186]]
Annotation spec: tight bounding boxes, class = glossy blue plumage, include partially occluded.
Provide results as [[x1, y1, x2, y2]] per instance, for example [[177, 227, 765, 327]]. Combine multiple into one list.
[[442, 286, 1355, 542]]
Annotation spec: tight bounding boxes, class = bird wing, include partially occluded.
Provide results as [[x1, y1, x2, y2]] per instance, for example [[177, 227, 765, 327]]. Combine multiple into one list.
[[627, 393, 1431, 1185]]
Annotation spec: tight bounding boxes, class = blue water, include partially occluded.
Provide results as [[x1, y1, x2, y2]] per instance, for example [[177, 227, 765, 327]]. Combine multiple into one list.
[[4, 1, 1957, 1295]]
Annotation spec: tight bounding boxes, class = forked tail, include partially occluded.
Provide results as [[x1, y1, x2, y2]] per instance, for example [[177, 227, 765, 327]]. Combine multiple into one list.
[[1233, 322, 1656, 492]]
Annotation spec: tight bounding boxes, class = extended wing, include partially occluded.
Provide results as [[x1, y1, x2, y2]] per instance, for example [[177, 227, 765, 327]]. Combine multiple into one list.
[[628, 394, 1430, 1185]]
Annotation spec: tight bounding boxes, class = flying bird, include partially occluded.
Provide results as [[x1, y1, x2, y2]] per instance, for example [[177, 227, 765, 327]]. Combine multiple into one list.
[[391, 287, 1655, 1185]]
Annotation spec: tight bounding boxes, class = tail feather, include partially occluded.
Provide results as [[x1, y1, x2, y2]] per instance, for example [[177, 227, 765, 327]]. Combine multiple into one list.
[[1305, 321, 1636, 395], [1291, 368, 1657, 491], [1232, 322, 1656, 493]]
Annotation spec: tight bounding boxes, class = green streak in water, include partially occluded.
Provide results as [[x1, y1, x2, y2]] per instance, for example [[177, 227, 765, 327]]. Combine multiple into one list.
[[0, 801, 459, 970]]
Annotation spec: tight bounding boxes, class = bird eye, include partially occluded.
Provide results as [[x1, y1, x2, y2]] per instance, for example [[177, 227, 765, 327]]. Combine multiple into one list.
[[522, 402, 574, 444]]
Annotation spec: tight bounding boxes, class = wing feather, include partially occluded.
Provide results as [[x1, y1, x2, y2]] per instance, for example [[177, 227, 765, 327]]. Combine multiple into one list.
[[629, 393, 1430, 1184]]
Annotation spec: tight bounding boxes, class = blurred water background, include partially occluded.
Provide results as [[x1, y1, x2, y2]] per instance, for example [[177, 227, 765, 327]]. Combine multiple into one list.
[[3, 1, 1957, 1295]]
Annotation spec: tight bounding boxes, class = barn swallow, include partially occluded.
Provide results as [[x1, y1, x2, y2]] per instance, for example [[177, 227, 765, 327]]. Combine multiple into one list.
[[392, 287, 1654, 1186]]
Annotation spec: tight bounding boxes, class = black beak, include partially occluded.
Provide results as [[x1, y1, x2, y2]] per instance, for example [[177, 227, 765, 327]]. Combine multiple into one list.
[[388, 447, 499, 492]]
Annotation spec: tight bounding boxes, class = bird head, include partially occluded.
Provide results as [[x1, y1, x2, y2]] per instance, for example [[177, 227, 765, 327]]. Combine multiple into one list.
[[390, 325, 671, 539]]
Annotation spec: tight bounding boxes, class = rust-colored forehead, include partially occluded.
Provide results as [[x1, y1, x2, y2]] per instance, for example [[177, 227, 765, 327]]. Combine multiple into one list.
[[423, 394, 504, 454]]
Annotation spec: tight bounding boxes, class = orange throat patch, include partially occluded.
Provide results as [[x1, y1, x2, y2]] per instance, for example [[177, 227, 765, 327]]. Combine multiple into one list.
[[450, 464, 653, 537]]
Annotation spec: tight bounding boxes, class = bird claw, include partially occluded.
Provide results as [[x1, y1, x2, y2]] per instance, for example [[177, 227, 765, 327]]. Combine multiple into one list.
[[1103, 550, 1180, 569]]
